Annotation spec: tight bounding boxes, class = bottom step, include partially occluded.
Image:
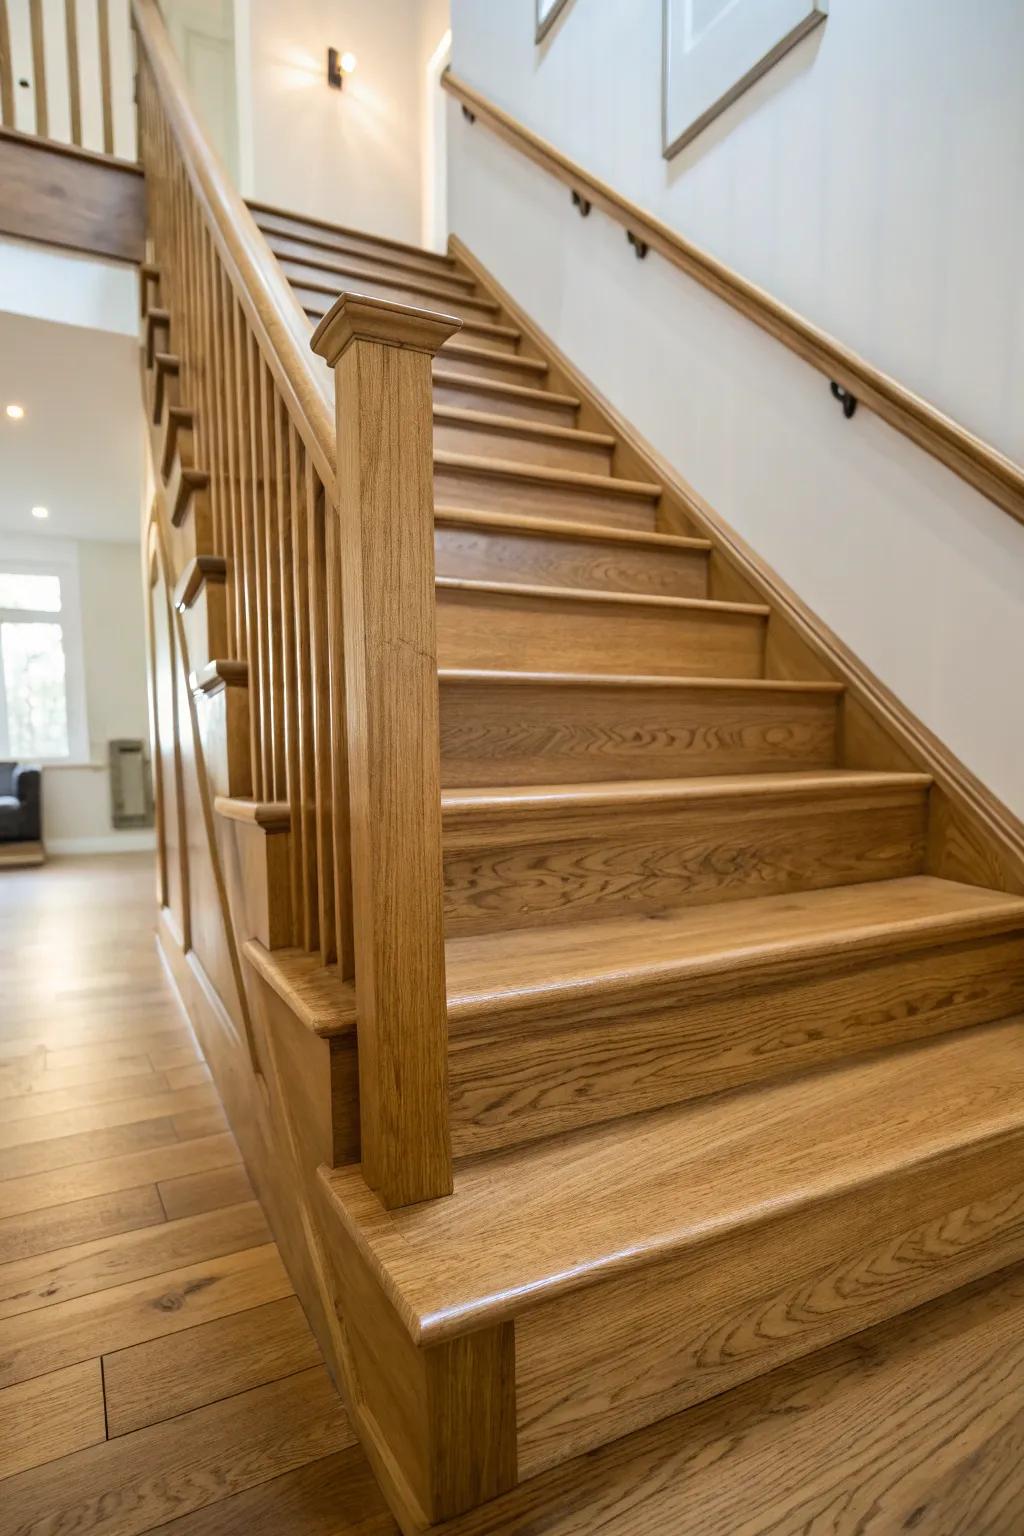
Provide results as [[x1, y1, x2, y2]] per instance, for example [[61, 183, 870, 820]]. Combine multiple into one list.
[[323, 1017, 1024, 1518]]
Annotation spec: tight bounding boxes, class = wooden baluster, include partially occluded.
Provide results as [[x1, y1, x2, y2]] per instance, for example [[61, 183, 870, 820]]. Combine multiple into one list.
[[221, 267, 245, 661], [259, 358, 285, 800], [97, 0, 113, 155], [289, 426, 318, 952], [29, 0, 47, 137], [324, 494, 353, 974], [312, 294, 461, 1209], [277, 404, 301, 942], [0, 0, 14, 128], [64, 0, 81, 144], [236, 311, 263, 799], [306, 462, 336, 968]]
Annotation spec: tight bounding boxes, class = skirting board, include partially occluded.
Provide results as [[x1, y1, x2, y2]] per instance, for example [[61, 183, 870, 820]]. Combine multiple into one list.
[[46, 831, 157, 855]]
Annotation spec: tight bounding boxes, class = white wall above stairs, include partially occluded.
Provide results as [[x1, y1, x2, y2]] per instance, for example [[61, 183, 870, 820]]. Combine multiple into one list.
[[445, 92, 1024, 823]]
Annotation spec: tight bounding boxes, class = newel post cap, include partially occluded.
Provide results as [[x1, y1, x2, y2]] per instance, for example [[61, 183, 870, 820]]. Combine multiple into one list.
[[310, 292, 463, 367]]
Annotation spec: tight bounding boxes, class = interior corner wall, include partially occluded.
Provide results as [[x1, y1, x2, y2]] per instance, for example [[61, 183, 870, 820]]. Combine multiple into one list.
[[245, 0, 432, 245], [449, 0, 1024, 464]]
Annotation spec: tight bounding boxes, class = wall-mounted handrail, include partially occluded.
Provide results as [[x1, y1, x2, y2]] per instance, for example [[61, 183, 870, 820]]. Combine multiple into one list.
[[442, 69, 1024, 531]]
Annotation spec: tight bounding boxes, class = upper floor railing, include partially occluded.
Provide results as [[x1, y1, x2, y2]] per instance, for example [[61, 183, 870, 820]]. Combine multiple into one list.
[[0, 0, 134, 159]]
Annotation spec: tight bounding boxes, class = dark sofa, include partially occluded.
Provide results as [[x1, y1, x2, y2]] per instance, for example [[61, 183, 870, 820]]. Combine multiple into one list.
[[0, 762, 42, 848]]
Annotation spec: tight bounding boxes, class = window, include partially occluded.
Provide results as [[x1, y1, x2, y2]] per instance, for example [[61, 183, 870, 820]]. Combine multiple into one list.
[[0, 548, 88, 764]]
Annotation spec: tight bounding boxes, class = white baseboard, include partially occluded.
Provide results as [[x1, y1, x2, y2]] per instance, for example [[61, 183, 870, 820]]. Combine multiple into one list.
[[46, 831, 157, 855]]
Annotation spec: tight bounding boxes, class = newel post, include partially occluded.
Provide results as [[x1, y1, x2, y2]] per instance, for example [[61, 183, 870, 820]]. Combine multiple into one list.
[[311, 293, 462, 1209]]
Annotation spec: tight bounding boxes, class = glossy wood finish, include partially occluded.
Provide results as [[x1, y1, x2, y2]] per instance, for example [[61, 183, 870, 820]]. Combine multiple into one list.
[[311, 293, 461, 1209], [442, 69, 1024, 531], [433, 453, 661, 530]]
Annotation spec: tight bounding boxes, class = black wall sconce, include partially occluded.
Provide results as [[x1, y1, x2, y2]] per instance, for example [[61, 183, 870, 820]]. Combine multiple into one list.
[[327, 47, 357, 90]]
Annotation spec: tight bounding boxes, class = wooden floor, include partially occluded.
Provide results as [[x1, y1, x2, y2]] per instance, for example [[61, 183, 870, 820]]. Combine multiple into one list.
[[3, 855, 1024, 1536]]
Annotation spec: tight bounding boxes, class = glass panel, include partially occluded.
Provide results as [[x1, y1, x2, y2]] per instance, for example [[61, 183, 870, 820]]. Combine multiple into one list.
[[0, 572, 62, 613], [1, 621, 70, 758]]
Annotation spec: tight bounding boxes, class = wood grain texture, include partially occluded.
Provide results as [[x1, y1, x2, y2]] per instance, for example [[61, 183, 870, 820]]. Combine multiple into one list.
[[311, 294, 460, 1209], [0, 127, 143, 261], [0, 1358, 105, 1479], [441, 771, 929, 936], [436, 580, 766, 679], [443, 69, 1024, 530], [434, 408, 613, 474], [434, 452, 659, 530], [1, 1366, 354, 1536], [0, 1133, 238, 1222], [103, 1294, 322, 1435], [0, 1184, 165, 1265], [157, 1161, 253, 1219], [265, 227, 477, 293], [433, 369, 579, 426], [434, 508, 709, 597], [438, 671, 841, 786]]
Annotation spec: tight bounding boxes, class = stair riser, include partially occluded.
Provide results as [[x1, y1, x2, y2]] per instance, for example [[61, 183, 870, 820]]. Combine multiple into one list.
[[437, 346, 547, 388], [166, 457, 213, 556], [268, 234, 478, 297], [442, 788, 928, 936], [281, 259, 496, 321], [438, 680, 840, 787], [433, 374, 578, 426], [178, 579, 228, 674], [434, 524, 708, 597], [436, 589, 765, 679], [434, 420, 612, 476], [434, 464, 657, 531], [254, 211, 458, 281], [448, 930, 1024, 1154], [514, 1136, 1024, 1478]]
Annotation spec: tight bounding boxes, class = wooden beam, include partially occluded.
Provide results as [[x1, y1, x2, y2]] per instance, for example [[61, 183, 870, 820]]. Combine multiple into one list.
[[0, 127, 144, 262], [311, 292, 462, 1210]]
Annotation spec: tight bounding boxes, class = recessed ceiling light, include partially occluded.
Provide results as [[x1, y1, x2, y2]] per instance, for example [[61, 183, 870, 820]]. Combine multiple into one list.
[[31, 506, 49, 520], [5, 403, 24, 420]]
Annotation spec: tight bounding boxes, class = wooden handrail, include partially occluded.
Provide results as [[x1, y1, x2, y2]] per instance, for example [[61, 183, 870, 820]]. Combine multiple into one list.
[[131, 0, 335, 492], [442, 70, 1024, 531]]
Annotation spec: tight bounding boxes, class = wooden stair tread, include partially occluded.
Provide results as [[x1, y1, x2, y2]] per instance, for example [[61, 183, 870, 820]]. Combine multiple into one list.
[[439, 668, 844, 693], [280, 255, 499, 313], [172, 554, 225, 611], [443, 874, 1024, 1020], [442, 343, 548, 375], [436, 575, 768, 616], [434, 406, 613, 448], [249, 199, 458, 268], [242, 941, 356, 1036], [189, 657, 247, 693], [303, 296, 516, 346], [266, 231, 479, 291], [322, 1014, 1024, 1343], [442, 768, 929, 816], [435, 451, 660, 499], [435, 507, 711, 551], [432, 368, 579, 410]]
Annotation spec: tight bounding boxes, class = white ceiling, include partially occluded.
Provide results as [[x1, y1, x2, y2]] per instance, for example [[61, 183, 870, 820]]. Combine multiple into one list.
[[0, 309, 144, 545]]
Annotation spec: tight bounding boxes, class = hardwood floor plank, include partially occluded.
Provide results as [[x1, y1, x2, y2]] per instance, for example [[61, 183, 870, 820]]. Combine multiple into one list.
[[0, 1072, 171, 1123], [164, 1062, 213, 1090], [0, 1201, 270, 1321], [158, 1163, 253, 1221], [0, 1365, 354, 1536], [0, 1133, 240, 1222], [0, 1359, 105, 1481], [173, 1106, 230, 1139], [0, 1119, 179, 1183], [0, 1055, 157, 1098], [0, 1084, 218, 1152], [104, 1295, 322, 1435], [148, 1041, 204, 1072], [151, 1446, 396, 1536], [0, 1239, 291, 1388], [0, 1184, 165, 1265]]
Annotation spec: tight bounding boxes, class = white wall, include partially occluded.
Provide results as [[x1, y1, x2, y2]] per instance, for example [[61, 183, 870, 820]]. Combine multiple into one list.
[[245, 0, 448, 245], [450, 0, 1024, 462], [445, 67, 1024, 819]]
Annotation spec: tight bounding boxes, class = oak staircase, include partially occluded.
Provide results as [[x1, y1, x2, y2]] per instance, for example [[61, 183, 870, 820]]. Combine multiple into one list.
[[123, 2, 1024, 1530]]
